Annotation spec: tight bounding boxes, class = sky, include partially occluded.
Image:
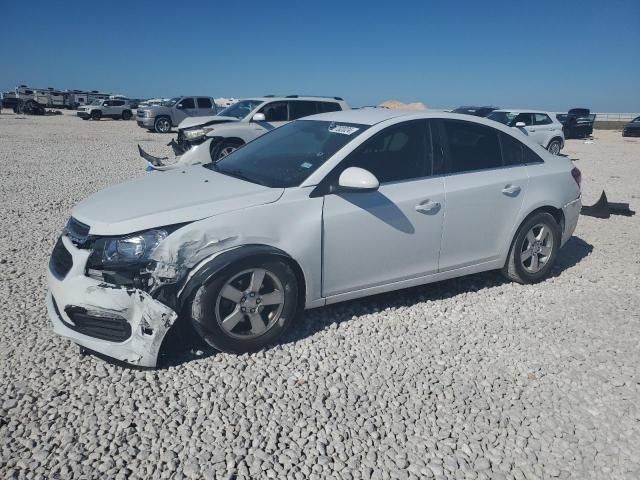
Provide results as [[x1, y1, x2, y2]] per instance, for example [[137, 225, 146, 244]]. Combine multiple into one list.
[[1, 0, 639, 112]]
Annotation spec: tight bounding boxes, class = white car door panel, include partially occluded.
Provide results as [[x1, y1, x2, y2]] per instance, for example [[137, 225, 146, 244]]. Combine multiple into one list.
[[322, 177, 445, 296], [440, 167, 529, 270]]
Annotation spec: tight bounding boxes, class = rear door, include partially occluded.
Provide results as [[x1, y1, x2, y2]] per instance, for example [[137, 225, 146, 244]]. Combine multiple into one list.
[[196, 97, 215, 116], [438, 120, 530, 271], [322, 119, 445, 296], [533, 113, 557, 146]]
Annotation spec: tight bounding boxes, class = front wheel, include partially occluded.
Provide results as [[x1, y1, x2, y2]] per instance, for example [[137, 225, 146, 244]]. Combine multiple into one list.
[[212, 139, 243, 161], [154, 116, 171, 133], [502, 211, 561, 284], [547, 139, 562, 155], [90, 110, 102, 120], [188, 258, 299, 353]]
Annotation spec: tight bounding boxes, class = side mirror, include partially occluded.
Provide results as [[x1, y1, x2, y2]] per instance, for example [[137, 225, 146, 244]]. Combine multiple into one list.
[[252, 113, 266, 122], [176, 103, 184, 109], [515, 122, 526, 128], [336, 167, 379, 193]]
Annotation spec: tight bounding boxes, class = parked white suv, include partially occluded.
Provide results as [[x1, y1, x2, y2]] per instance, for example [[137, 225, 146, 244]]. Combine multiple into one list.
[[488, 109, 565, 154], [77, 99, 133, 121], [138, 96, 350, 170], [48, 110, 581, 367]]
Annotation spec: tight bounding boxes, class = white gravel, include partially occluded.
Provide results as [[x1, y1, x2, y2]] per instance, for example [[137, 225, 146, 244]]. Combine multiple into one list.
[[1, 111, 639, 480]]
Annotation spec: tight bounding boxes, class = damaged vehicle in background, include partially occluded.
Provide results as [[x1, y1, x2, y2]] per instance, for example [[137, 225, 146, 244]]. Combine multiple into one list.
[[622, 115, 640, 137], [487, 109, 565, 155], [48, 109, 581, 367], [556, 108, 595, 139], [138, 96, 349, 171]]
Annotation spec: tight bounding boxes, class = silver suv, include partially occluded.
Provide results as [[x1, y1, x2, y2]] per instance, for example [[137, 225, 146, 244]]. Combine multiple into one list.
[[77, 99, 133, 121], [136, 96, 218, 133], [138, 96, 349, 170]]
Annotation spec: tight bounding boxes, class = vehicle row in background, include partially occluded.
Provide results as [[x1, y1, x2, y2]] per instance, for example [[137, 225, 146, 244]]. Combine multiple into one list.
[[138, 96, 349, 170], [487, 109, 565, 155], [556, 108, 595, 139]]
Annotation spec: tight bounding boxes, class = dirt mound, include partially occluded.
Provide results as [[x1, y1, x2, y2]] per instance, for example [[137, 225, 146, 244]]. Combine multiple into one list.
[[379, 100, 427, 110]]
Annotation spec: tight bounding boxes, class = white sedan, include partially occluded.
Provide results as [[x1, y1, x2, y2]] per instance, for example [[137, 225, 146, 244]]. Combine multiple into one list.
[[47, 109, 582, 366]]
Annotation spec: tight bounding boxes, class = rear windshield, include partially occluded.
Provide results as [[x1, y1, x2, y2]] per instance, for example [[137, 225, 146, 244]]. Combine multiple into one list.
[[207, 120, 368, 188]]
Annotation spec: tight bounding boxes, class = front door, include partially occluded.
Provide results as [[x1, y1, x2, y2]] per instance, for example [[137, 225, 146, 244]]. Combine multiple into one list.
[[438, 120, 530, 270], [322, 120, 445, 296], [174, 97, 198, 124]]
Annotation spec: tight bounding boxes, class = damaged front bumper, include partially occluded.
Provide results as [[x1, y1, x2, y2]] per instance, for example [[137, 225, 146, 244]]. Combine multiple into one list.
[[46, 235, 177, 367], [137, 137, 214, 171]]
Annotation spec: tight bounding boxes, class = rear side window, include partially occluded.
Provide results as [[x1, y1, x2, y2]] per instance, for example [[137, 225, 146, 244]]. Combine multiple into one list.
[[523, 145, 544, 164], [500, 133, 524, 166], [197, 97, 212, 109], [343, 120, 431, 183], [513, 113, 533, 126], [179, 98, 195, 109], [534, 113, 552, 125], [113, 100, 125, 106], [289, 101, 318, 120], [317, 102, 341, 113], [442, 120, 501, 173]]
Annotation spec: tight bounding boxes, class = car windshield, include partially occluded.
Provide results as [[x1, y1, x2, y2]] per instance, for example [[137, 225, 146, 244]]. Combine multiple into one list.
[[161, 97, 180, 107], [218, 100, 264, 119], [206, 120, 368, 188], [90, 99, 103, 105], [488, 111, 518, 125]]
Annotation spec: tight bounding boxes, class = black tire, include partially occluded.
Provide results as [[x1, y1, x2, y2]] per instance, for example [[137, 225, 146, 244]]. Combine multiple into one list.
[[154, 116, 172, 133], [122, 110, 132, 120], [81, 117, 89, 120], [502, 211, 561, 284], [90, 110, 102, 120], [212, 139, 243, 161], [187, 257, 299, 353], [547, 138, 562, 155]]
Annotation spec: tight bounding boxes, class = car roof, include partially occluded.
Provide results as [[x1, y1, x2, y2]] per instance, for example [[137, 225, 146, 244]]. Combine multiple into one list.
[[492, 109, 553, 115], [241, 96, 346, 103], [305, 109, 535, 126]]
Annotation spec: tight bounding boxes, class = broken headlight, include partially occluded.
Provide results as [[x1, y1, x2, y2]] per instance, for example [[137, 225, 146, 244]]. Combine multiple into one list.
[[86, 230, 168, 286], [183, 126, 214, 141]]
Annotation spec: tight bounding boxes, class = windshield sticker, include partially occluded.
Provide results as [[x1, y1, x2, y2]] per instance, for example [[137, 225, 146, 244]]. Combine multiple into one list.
[[328, 123, 359, 135], [301, 162, 313, 169]]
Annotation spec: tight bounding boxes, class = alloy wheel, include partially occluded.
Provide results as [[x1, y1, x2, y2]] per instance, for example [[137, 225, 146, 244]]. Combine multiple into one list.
[[156, 118, 170, 133], [219, 145, 237, 158], [215, 268, 285, 339], [520, 224, 554, 273]]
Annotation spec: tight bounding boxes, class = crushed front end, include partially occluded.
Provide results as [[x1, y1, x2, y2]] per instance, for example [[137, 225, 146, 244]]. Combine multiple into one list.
[[46, 219, 179, 367]]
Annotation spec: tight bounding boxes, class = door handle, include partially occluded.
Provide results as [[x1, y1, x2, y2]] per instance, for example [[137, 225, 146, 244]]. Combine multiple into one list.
[[502, 184, 521, 196], [415, 200, 441, 214]]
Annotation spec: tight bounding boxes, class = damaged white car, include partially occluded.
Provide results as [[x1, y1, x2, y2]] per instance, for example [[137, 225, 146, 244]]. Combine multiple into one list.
[[138, 96, 349, 171], [48, 109, 581, 367]]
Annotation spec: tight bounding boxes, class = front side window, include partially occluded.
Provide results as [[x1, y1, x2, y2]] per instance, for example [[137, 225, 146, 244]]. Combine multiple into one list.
[[178, 97, 195, 109], [534, 113, 552, 125], [259, 101, 288, 122], [197, 97, 212, 109], [488, 111, 517, 125], [208, 120, 368, 188], [442, 120, 501, 173], [218, 100, 263, 119], [512, 113, 533, 126], [341, 120, 430, 183]]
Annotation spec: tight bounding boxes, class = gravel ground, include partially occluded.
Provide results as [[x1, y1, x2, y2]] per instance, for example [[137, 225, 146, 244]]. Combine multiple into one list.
[[1, 111, 639, 480]]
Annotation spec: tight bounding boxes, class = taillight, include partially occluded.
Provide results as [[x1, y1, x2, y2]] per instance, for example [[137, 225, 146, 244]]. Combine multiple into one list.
[[571, 167, 582, 188]]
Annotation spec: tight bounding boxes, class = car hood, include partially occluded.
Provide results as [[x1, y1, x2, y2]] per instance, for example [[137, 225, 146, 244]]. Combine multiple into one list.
[[72, 167, 283, 236], [178, 115, 239, 130]]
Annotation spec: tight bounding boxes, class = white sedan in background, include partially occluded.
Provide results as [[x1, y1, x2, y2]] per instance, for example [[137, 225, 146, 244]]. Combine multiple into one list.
[[48, 110, 581, 367], [488, 109, 565, 155]]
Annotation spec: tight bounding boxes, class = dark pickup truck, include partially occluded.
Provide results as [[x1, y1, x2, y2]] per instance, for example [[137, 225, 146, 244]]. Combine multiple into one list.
[[556, 108, 595, 139]]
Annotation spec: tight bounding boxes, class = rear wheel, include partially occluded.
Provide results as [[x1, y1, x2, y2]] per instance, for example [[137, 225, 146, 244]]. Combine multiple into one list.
[[502, 211, 561, 284], [91, 110, 102, 120], [188, 258, 299, 353], [547, 139, 562, 155], [212, 139, 243, 160], [122, 110, 132, 120], [154, 116, 171, 133]]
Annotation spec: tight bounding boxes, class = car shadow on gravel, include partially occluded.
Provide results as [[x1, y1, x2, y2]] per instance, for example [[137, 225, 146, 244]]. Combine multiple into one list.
[[158, 236, 593, 368]]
